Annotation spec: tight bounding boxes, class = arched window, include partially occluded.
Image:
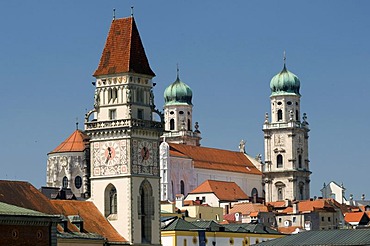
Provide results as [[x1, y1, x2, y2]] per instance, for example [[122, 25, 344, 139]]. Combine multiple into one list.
[[62, 176, 68, 188], [104, 184, 117, 217], [180, 180, 185, 195], [108, 88, 118, 103], [277, 188, 283, 200], [187, 119, 191, 131], [139, 180, 153, 244], [277, 109, 283, 121], [275, 182, 285, 201], [170, 119, 175, 130], [298, 155, 302, 169], [251, 188, 258, 203], [296, 110, 299, 121], [277, 154, 283, 168]]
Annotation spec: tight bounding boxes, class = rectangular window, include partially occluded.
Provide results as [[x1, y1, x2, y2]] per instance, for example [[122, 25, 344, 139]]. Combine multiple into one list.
[[138, 109, 143, 119], [278, 218, 282, 223], [293, 217, 296, 223], [321, 216, 324, 222], [109, 109, 116, 120], [328, 217, 331, 222]]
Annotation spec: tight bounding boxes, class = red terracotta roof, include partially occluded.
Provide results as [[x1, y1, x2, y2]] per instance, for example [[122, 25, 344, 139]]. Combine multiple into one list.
[[51, 200, 126, 242], [94, 17, 155, 77], [229, 202, 268, 215], [169, 143, 261, 175], [189, 180, 249, 202], [0, 180, 58, 215], [50, 130, 89, 154], [344, 212, 368, 223], [267, 201, 287, 208], [278, 226, 302, 234]]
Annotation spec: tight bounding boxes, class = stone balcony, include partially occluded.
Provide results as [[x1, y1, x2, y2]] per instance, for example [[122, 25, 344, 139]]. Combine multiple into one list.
[[85, 118, 163, 131]]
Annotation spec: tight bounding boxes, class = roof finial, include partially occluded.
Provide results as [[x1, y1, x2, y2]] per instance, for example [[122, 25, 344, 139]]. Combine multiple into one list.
[[283, 50, 286, 67], [176, 63, 180, 80], [113, 8, 116, 21], [131, 6, 134, 17], [76, 117, 79, 130]]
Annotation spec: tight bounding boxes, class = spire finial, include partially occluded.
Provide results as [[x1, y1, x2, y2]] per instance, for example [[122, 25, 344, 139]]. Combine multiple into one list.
[[76, 118, 79, 130], [176, 63, 180, 79], [113, 8, 116, 20], [283, 50, 286, 67], [131, 6, 134, 17]]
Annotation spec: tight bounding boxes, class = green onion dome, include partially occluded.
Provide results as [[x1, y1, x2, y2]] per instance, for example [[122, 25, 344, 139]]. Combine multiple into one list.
[[270, 64, 300, 96], [164, 76, 193, 105]]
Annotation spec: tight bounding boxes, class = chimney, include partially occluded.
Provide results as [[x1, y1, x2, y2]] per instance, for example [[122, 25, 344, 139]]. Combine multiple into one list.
[[293, 202, 298, 214], [175, 194, 184, 208]]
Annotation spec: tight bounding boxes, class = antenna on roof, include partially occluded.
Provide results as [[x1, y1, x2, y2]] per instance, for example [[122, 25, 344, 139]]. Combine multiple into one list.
[[131, 6, 134, 17], [113, 8, 116, 21], [76, 117, 79, 130]]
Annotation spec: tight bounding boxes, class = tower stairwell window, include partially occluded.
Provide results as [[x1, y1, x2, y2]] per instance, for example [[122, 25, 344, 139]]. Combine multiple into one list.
[[180, 180, 185, 195], [298, 155, 302, 169], [170, 119, 175, 130], [277, 109, 283, 121], [277, 154, 283, 168]]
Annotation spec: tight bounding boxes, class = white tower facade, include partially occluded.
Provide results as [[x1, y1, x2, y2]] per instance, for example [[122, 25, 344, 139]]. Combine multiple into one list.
[[85, 17, 162, 245], [263, 63, 311, 203]]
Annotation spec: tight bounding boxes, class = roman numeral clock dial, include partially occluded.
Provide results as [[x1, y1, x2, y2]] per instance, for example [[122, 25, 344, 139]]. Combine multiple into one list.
[[133, 140, 158, 175]]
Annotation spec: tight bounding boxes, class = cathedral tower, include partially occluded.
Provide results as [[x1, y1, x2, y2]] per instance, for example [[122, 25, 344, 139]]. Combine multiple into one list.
[[85, 17, 162, 245], [161, 73, 201, 146], [263, 61, 311, 203]]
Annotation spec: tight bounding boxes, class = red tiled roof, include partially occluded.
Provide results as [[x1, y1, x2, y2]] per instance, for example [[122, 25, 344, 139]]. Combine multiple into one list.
[[189, 180, 249, 202], [169, 143, 261, 175], [50, 130, 89, 154], [278, 226, 302, 234], [0, 180, 58, 215], [94, 17, 155, 77], [344, 212, 368, 223], [51, 200, 126, 242], [267, 201, 287, 208], [229, 202, 268, 215]]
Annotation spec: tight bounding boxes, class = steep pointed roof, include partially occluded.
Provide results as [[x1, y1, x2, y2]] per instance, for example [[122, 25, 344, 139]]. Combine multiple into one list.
[[50, 130, 89, 154], [94, 17, 155, 77], [189, 180, 249, 202]]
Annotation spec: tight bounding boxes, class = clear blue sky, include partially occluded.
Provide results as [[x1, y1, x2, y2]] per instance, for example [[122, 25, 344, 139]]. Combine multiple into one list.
[[1, 1, 369, 200]]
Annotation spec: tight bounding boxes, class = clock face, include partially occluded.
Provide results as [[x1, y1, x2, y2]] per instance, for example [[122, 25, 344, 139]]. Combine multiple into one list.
[[138, 141, 153, 166], [101, 142, 120, 165]]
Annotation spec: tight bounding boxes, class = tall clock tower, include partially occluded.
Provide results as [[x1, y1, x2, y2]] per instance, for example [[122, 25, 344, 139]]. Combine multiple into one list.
[[85, 16, 162, 245], [263, 61, 311, 203]]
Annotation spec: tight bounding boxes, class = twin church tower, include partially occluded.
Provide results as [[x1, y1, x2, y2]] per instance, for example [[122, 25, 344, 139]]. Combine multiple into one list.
[[46, 15, 310, 245]]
